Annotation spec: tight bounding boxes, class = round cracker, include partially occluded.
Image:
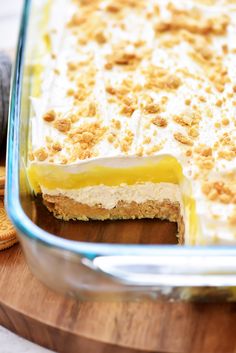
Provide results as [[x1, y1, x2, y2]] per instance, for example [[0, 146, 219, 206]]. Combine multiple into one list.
[[0, 166, 5, 188], [0, 198, 17, 243], [0, 165, 5, 176], [0, 237, 18, 251]]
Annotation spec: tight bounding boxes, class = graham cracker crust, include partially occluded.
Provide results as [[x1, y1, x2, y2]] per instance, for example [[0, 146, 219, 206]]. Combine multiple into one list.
[[43, 194, 184, 243]]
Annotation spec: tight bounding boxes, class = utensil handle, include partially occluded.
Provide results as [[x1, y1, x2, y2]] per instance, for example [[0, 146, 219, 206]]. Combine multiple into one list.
[[88, 255, 236, 287]]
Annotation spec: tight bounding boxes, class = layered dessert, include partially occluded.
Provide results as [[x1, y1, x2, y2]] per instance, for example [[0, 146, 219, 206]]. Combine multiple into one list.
[[28, 0, 236, 245]]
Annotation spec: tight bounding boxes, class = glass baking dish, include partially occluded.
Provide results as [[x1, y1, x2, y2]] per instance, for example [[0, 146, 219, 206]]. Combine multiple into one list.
[[6, 0, 236, 301]]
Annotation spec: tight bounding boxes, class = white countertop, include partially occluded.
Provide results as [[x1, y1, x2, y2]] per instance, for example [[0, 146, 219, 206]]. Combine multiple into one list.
[[0, 326, 53, 353], [0, 1, 53, 351]]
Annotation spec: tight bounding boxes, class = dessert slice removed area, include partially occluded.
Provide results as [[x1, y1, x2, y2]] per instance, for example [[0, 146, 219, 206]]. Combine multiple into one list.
[[28, 155, 197, 245]]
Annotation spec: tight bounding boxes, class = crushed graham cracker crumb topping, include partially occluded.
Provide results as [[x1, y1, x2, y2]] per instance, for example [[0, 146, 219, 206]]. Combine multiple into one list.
[[202, 181, 236, 204], [33, 148, 48, 162], [30, 0, 236, 224], [53, 118, 71, 133], [174, 132, 193, 146], [42, 110, 56, 122]]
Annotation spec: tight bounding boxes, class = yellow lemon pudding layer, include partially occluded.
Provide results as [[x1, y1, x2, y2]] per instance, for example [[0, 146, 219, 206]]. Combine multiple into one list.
[[28, 156, 183, 192], [28, 0, 236, 245]]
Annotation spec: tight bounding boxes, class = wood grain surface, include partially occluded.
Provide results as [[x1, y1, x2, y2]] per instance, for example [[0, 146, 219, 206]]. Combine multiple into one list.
[[1, 245, 236, 353]]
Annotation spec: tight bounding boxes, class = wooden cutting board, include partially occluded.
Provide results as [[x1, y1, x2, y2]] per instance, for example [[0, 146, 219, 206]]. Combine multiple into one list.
[[1, 241, 236, 353]]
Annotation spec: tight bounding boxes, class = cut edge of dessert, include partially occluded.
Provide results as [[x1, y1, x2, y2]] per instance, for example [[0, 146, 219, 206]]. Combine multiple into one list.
[[27, 155, 198, 245]]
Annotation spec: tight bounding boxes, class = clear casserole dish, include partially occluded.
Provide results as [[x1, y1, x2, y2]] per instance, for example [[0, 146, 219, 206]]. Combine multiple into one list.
[[6, 0, 236, 301]]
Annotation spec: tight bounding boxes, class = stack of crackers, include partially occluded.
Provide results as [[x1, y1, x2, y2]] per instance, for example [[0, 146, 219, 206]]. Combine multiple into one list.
[[0, 166, 18, 250]]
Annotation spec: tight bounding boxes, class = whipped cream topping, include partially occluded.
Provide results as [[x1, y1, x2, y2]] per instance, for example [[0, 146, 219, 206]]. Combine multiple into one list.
[[28, 0, 236, 244]]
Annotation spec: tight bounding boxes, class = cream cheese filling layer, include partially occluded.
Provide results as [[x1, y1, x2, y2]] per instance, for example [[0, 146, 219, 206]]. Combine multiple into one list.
[[41, 182, 183, 210]]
